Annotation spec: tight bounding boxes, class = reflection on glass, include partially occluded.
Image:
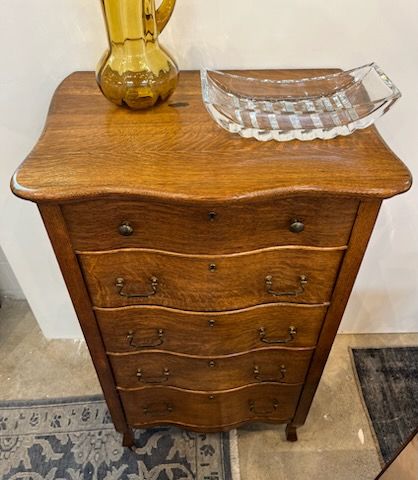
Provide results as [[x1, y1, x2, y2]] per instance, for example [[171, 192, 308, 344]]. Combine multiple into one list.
[[97, 0, 179, 109]]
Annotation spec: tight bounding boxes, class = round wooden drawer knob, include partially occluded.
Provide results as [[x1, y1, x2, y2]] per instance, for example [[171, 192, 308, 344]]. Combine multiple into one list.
[[118, 221, 134, 236], [289, 219, 304, 233]]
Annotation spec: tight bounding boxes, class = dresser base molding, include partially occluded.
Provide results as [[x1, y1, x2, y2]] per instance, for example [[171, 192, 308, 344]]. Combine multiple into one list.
[[123, 418, 298, 446], [127, 418, 294, 433], [122, 421, 300, 446]]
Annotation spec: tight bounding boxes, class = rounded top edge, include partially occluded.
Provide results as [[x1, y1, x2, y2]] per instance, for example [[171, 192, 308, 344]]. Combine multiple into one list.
[[10, 179, 413, 206]]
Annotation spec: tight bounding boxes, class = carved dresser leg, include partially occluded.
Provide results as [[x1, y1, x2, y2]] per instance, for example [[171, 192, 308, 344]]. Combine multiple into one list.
[[286, 424, 298, 442]]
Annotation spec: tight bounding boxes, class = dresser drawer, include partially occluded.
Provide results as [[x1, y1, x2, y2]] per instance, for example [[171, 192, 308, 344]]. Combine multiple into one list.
[[110, 348, 313, 390], [120, 384, 302, 430], [62, 197, 358, 254], [97, 304, 327, 355], [80, 247, 344, 310]]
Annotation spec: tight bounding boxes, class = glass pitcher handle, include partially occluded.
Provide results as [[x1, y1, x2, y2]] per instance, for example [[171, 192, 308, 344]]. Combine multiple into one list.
[[156, 0, 176, 33]]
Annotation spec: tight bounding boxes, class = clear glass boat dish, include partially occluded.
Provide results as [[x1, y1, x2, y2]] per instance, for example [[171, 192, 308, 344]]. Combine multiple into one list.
[[200, 63, 400, 141]]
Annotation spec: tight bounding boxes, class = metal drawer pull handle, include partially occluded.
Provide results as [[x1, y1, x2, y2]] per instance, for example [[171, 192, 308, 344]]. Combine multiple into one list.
[[265, 274, 308, 297], [259, 326, 297, 344], [249, 399, 279, 415], [118, 221, 134, 236], [254, 364, 287, 382], [127, 329, 164, 349], [143, 402, 173, 416], [115, 276, 158, 298], [137, 367, 170, 384]]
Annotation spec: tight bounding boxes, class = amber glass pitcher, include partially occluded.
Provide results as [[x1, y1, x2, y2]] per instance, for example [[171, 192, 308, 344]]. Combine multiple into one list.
[[96, 0, 178, 109]]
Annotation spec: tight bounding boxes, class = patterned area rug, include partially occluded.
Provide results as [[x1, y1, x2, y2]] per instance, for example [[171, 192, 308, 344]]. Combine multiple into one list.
[[351, 346, 418, 465], [0, 395, 240, 480]]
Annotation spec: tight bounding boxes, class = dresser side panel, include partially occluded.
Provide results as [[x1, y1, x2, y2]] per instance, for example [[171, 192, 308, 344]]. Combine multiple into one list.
[[37, 203, 129, 434], [291, 199, 382, 427]]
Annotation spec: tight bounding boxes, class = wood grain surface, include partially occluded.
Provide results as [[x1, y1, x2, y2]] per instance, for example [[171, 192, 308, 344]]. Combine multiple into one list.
[[110, 348, 313, 390], [96, 303, 328, 355], [63, 196, 358, 253], [37, 204, 130, 435], [11, 71, 411, 204], [120, 383, 302, 430], [12, 69, 412, 443], [79, 247, 345, 310]]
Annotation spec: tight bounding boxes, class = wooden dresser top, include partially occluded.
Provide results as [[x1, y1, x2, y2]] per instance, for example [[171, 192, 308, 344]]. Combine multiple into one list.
[[11, 70, 411, 204]]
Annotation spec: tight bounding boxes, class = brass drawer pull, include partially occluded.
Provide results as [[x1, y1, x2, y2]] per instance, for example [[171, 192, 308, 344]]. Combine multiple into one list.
[[127, 329, 164, 349], [265, 274, 307, 297], [249, 399, 279, 415], [289, 218, 305, 233], [143, 402, 173, 416], [137, 367, 170, 384], [115, 276, 158, 298], [118, 221, 134, 236], [259, 326, 297, 344], [254, 364, 287, 382]]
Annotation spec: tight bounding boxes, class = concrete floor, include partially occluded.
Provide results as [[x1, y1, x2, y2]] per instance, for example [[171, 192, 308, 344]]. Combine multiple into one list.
[[1, 298, 417, 480]]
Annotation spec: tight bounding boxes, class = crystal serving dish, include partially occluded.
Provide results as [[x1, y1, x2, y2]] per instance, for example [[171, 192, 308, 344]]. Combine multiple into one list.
[[201, 63, 400, 141]]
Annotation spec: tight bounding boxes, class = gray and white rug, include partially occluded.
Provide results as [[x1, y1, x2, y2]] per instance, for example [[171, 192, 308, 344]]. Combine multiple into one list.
[[0, 395, 240, 480], [352, 346, 418, 465]]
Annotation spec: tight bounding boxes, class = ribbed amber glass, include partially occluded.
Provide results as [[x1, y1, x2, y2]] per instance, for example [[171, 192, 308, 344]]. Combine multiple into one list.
[[96, 0, 178, 109]]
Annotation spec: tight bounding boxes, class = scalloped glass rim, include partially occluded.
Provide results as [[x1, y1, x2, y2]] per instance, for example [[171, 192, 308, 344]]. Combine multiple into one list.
[[200, 63, 401, 142]]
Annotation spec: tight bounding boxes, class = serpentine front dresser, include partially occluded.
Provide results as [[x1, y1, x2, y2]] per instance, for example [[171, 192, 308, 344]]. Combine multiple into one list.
[[11, 70, 411, 447]]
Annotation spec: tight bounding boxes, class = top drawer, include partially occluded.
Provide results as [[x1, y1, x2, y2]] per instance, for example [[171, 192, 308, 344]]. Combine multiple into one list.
[[62, 197, 358, 254]]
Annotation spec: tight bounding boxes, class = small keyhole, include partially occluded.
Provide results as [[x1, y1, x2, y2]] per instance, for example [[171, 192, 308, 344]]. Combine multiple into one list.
[[208, 211, 217, 222], [209, 263, 217, 272]]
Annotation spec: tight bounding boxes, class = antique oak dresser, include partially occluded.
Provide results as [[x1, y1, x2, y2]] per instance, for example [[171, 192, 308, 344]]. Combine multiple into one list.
[[11, 70, 411, 447]]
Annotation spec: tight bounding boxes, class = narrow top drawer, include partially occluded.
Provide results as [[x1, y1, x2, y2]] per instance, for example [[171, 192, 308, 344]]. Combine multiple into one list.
[[62, 197, 358, 254]]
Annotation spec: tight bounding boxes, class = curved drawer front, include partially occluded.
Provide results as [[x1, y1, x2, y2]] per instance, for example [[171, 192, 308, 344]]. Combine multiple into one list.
[[80, 248, 344, 310], [120, 384, 302, 430], [97, 304, 327, 355], [63, 197, 358, 254], [110, 348, 313, 390]]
